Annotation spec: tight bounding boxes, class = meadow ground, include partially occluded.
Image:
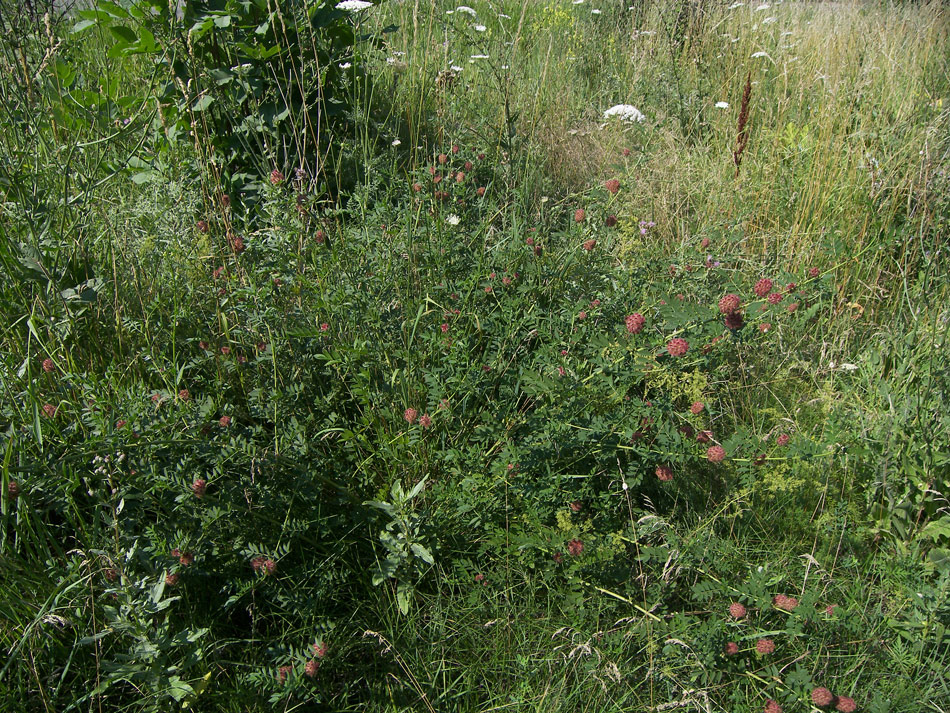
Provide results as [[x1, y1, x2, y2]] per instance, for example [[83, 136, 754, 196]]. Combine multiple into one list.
[[1, 0, 948, 711]]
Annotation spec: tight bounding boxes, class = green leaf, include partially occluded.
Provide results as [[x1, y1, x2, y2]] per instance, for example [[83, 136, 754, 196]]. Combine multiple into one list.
[[108, 25, 137, 44], [410, 543, 434, 565], [192, 95, 215, 112]]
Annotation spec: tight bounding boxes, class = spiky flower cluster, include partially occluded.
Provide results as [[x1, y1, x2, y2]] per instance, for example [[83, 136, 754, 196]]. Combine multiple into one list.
[[625, 313, 645, 334], [811, 687, 834, 707], [192, 478, 207, 498], [718, 293, 741, 314], [728, 602, 747, 619], [567, 539, 584, 556], [690, 401, 704, 415], [707, 445, 726, 463], [667, 338, 689, 357], [754, 278, 773, 298], [764, 701, 783, 713], [755, 638, 775, 654], [773, 594, 799, 611], [655, 465, 673, 482]]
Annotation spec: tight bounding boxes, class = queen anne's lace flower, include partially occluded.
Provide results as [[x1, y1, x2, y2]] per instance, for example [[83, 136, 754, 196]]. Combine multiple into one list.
[[336, 0, 373, 11]]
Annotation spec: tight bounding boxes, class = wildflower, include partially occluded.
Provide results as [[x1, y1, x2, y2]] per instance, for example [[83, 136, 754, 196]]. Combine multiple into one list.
[[219, 415, 231, 427], [567, 539, 584, 556], [115, 420, 126, 430], [755, 638, 775, 654], [787, 302, 799, 313], [474, 573, 487, 586], [313, 641, 329, 658], [786, 282, 796, 293], [179, 552, 194, 566], [199, 341, 210, 350], [605, 214, 617, 227], [178, 389, 190, 401], [438, 153, 447, 165], [719, 294, 741, 314], [474, 24, 486, 31], [404, 408, 418, 425], [759, 323, 771, 333], [419, 414, 432, 428], [754, 278, 773, 298], [773, 594, 799, 611], [440, 323, 449, 334], [264, 558, 277, 575], [464, 160, 473, 170], [667, 338, 689, 357], [655, 465, 673, 482], [230, 235, 245, 253], [192, 478, 207, 498], [578, 311, 587, 320], [811, 687, 834, 707], [707, 445, 726, 463], [582, 239, 596, 251], [604, 178, 620, 194], [196, 220, 209, 233], [558, 366, 566, 377], [304, 659, 320, 678], [724, 641, 739, 655], [691, 401, 705, 415], [625, 313, 645, 334], [7, 481, 20, 500], [777, 433, 790, 446], [336, 0, 374, 10], [484, 286, 493, 294], [221, 346, 231, 355], [432, 174, 443, 184], [276, 665, 293, 684], [590, 299, 600, 307], [570, 500, 583, 512], [270, 169, 284, 185], [502, 276, 511, 286], [729, 602, 747, 618], [534, 245, 543, 256], [764, 701, 783, 713], [165, 572, 180, 586], [452, 145, 460, 154], [41, 357, 55, 373], [603, 104, 646, 123], [412, 182, 422, 192], [697, 430, 712, 443], [835, 696, 857, 712], [221, 195, 230, 207], [701, 237, 710, 248], [476, 186, 486, 197], [809, 267, 820, 278], [725, 312, 745, 330], [42, 403, 56, 418], [455, 171, 465, 183], [445, 214, 460, 226], [104, 568, 118, 582], [824, 604, 837, 616], [715, 101, 730, 109], [553, 552, 563, 564], [574, 208, 586, 223], [315, 229, 326, 243]]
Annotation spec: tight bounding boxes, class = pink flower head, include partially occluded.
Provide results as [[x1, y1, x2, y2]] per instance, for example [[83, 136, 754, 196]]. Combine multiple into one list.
[[412, 182, 422, 192], [809, 267, 820, 278], [755, 638, 775, 655], [42, 403, 56, 418], [219, 415, 231, 427], [452, 144, 460, 154], [557, 366, 566, 377], [574, 208, 586, 223], [570, 500, 583, 512], [622, 148, 631, 157], [786, 282, 797, 293], [655, 465, 673, 482], [777, 433, 790, 446], [553, 551, 563, 564], [718, 294, 741, 315], [277, 665, 292, 684], [729, 602, 747, 619], [835, 696, 857, 712], [725, 311, 745, 330], [605, 214, 617, 227], [707, 445, 726, 463], [690, 401, 704, 415], [42, 357, 54, 373], [404, 408, 418, 425], [315, 229, 326, 243], [438, 153, 447, 164], [696, 430, 713, 443], [440, 323, 449, 333], [220, 346, 231, 355], [313, 641, 329, 658], [811, 687, 834, 707], [567, 539, 584, 556], [464, 161, 473, 171], [474, 573, 487, 586], [773, 594, 799, 611], [320, 322, 329, 332], [270, 169, 284, 185], [604, 179, 620, 195], [165, 573, 180, 586], [304, 659, 320, 678], [7, 481, 20, 500], [724, 641, 739, 655], [179, 551, 194, 566], [455, 171, 465, 183], [196, 220, 209, 233], [476, 186, 486, 197], [263, 558, 276, 575], [767, 292, 783, 305], [701, 237, 710, 249], [419, 414, 432, 428], [754, 278, 773, 298], [582, 239, 596, 251], [192, 478, 207, 498], [578, 310, 587, 320], [764, 700, 783, 713], [178, 389, 190, 401], [502, 276, 511, 286], [667, 338, 689, 357], [625, 313, 645, 334], [787, 302, 799, 313], [759, 323, 771, 333]]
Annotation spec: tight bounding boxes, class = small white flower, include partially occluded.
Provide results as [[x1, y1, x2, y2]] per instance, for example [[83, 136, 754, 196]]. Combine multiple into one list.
[[728, 1, 744, 8], [603, 104, 646, 123], [762, 16, 777, 23], [335, 0, 373, 11], [446, 214, 460, 226], [450, 65, 463, 72], [751, 51, 771, 58], [591, 8, 602, 14], [392, 139, 401, 147], [755, 3, 770, 10], [456, 5, 476, 15], [715, 101, 730, 109], [572, 0, 585, 4], [839, 363, 859, 371], [393, 51, 406, 57], [474, 24, 487, 31], [339, 62, 352, 69], [470, 54, 489, 59], [498, 13, 511, 19]]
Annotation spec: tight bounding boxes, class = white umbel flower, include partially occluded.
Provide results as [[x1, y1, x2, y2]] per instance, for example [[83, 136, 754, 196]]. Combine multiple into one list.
[[715, 101, 730, 109], [603, 104, 646, 123], [336, 0, 373, 11]]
